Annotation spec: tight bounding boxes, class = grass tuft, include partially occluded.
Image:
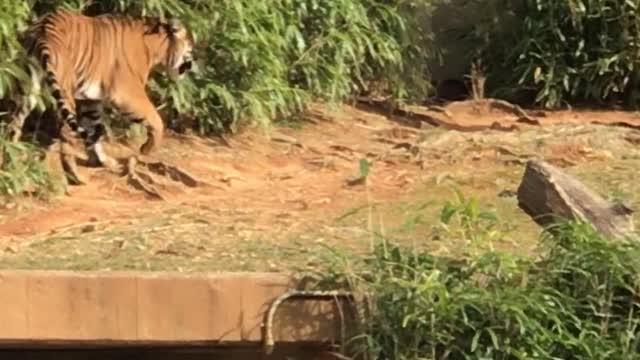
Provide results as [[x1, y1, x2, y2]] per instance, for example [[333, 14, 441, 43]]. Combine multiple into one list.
[[0, 136, 61, 201], [306, 196, 640, 359]]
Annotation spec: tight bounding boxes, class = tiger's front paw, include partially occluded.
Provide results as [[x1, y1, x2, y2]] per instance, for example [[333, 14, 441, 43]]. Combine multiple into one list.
[[60, 142, 88, 185], [140, 137, 155, 155], [90, 142, 125, 175], [139, 125, 163, 155], [103, 156, 125, 175], [61, 154, 88, 186]]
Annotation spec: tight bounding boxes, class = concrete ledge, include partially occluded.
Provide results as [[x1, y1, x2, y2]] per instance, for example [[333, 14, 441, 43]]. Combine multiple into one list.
[[0, 271, 351, 348], [0, 347, 341, 360]]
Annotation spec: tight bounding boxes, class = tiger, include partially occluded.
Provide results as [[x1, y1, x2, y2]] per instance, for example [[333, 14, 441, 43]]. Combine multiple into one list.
[[13, 9, 194, 184]]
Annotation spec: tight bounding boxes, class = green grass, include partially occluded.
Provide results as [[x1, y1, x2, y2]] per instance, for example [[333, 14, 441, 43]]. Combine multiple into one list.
[[0, 136, 61, 201], [305, 201, 640, 359]]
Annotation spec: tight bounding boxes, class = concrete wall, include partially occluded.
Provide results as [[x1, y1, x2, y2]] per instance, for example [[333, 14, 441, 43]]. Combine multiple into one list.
[[0, 271, 355, 360]]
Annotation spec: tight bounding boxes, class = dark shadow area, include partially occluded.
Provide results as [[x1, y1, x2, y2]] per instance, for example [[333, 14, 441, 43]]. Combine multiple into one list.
[[0, 343, 341, 360], [257, 295, 359, 358]]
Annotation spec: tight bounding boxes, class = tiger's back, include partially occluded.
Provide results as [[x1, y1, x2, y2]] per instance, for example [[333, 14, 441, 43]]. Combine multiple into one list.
[[32, 11, 168, 107], [18, 10, 194, 184]]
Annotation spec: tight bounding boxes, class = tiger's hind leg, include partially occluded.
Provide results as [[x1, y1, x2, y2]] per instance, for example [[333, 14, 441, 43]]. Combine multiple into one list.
[[75, 99, 122, 173], [37, 45, 89, 185], [58, 122, 88, 186], [54, 90, 89, 186]]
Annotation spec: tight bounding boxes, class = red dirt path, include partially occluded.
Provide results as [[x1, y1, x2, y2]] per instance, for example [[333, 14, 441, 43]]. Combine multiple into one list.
[[1, 101, 639, 241]]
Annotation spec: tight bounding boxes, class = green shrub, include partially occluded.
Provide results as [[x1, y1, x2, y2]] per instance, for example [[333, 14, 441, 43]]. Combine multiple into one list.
[[0, 1, 43, 112], [0, 136, 61, 200], [0, 0, 434, 197], [473, 0, 640, 108], [309, 197, 640, 359], [1, 0, 429, 135]]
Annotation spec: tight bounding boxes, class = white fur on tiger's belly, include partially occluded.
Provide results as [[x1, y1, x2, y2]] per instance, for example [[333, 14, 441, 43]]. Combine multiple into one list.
[[75, 82, 103, 100]]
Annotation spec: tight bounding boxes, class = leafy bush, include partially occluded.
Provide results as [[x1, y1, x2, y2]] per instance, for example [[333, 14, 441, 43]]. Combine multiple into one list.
[[0, 136, 61, 200], [309, 197, 640, 359], [0, 0, 430, 135], [466, 0, 640, 109], [0, 0, 435, 197], [0, 1, 42, 111]]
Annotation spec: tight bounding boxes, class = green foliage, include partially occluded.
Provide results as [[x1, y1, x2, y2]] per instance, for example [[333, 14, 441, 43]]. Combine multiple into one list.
[[437, 188, 501, 255], [0, 1, 43, 111], [0, 136, 61, 199], [5, 0, 640, 132], [379, 0, 441, 103], [0, 0, 433, 198], [465, 0, 640, 108], [0, 0, 428, 135], [513, 0, 637, 107], [309, 197, 640, 359], [0, 1, 59, 198], [171, 0, 421, 133]]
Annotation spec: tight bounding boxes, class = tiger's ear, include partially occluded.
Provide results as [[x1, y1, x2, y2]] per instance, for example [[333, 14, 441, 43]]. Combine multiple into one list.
[[168, 18, 180, 31], [167, 18, 186, 36], [145, 17, 163, 34]]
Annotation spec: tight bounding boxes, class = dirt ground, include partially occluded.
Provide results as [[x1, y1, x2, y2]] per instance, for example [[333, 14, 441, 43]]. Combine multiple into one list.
[[1, 100, 640, 272]]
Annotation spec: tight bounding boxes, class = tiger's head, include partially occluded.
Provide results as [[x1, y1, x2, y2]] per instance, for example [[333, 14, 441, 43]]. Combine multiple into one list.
[[156, 18, 194, 82]]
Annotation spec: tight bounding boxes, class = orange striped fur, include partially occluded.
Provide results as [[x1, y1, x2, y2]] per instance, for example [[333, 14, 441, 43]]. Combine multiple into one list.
[[18, 9, 194, 183]]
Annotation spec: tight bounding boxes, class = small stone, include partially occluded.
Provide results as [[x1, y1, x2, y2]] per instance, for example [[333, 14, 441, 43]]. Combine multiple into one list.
[[81, 224, 96, 233]]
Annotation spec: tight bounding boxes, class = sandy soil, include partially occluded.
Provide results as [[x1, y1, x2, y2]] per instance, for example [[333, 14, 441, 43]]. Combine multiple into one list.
[[1, 101, 639, 272]]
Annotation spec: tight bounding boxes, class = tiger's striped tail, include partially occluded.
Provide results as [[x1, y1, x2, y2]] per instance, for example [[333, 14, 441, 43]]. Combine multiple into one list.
[[31, 14, 79, 133], [38, 47, 79, 133]]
